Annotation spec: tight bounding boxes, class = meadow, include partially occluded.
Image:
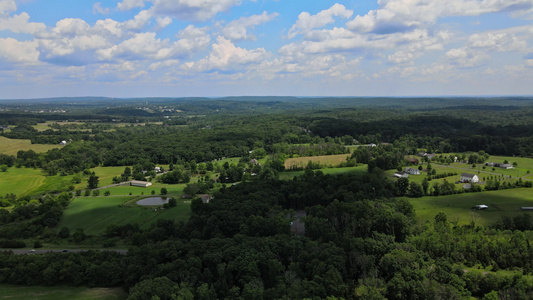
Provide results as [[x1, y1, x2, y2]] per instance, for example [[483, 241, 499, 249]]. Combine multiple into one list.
[[0, 285, 126, 300], [279, 165, 367, 180], [405, 188, 533, 227], [0, 167, 75, 197], [59, 195, 191, 235], [0, 136, 62, 156], [284, 154, 351, 169]]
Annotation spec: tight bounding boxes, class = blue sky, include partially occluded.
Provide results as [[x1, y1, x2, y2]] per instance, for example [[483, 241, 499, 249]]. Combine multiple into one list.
[[0, 0, 532, 98]]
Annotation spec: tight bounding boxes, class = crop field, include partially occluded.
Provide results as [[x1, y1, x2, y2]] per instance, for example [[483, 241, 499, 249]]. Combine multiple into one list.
[[405, 188, 533, 227], [0, 285, 126, 300], [0, 136, 62, 156], [279, 165, 367, 180], [60, 196, 191, 235], [284, 154, 351, 169]]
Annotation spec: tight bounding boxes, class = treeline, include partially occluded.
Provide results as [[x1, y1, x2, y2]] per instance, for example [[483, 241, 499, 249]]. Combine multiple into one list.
[[307, 113, 533, 156], [0, 193, 71, 241]]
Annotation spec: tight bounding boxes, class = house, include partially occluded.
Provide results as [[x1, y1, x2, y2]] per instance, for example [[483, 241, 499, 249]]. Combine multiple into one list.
[[485, 162, 495, 167], [475, 205, 488, 210], [404, 167, 420, 175], [130, 180, 152, 187], [59, 140, 67, 145], [394, 171, 409, 178], [199, 194, 211, 204], [154, 167, 161, 172], [460, 173, 479, 183], [500, 164, 514, 169]]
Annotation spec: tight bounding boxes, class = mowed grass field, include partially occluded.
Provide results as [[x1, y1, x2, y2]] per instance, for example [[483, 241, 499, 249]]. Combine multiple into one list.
[[0, 167, 77, 196], [60, 196, 191, 235], [284, 154, 351, 169], [279, 165, 367, 180], [405, 188, 533, 227], [0, 136, 62, 156], [0, 285, 126, 300]]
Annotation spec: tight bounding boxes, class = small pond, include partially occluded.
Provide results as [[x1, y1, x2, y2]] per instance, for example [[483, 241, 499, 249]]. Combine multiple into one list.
[[136, 197, 169, 206]]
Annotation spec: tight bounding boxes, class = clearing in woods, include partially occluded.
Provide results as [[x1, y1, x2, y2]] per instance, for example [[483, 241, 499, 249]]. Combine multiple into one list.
[[284, 154, 351, 169]]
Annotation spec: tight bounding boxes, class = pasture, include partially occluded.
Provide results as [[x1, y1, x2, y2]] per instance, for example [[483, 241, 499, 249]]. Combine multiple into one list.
[[60, 196, 191, 235], [99, 182, 186, 196], [406, 188, 533, 227], [284, 154, 351, 169], [0, 285, 126, 300], [279, 165, 367, 180], [0, 167, 76, 196], [0, 136, 62, 156]]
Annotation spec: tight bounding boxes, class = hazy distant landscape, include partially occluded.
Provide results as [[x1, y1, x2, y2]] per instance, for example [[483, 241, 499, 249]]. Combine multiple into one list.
[[0, 96, 532, 299]]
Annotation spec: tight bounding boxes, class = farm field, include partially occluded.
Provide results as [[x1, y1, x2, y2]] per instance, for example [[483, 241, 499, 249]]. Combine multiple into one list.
[[100, 182, 186, 196], [405, 188, 533, 227], [0, 285, 126, 300], [284, 154, 351, 169], [0, 136, 62, 156], [0, 167, 76, 196], [279, 165, 367, 180], [60, 196, 191, 235]]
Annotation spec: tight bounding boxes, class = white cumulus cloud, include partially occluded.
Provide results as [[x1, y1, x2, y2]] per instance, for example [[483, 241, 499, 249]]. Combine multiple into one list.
[[182, 36, 268, 72], [150, 0, 243, 21], [288, 3, 353, 39], [117, 0, 146, 11], [222, 11, 278, 41], [0, 0, 16, 17], [0, 38, 40, 65], [347, 0, 533, 34]]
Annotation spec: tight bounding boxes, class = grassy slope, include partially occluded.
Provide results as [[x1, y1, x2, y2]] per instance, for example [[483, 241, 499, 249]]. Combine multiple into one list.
[[60, 196, 191, 235], [284, 154, 351, 169], [279, 165, 367, 180], [405, 188, 533, 227], [0, 285, 126, 300], [0, 136, 62, 156], [0, 167, 78, 196]]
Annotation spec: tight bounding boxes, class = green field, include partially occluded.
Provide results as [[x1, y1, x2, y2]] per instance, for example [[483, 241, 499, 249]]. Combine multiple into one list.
[[0, 136, 62, 156], [405, 188, 533, 227], [279, 165, 367, 180], [0, 285, 126, 300], [0, 167, 76, 196], [60, 196, 191, 235], [284, 154, 351, 169], [99, 182, 186, 196]]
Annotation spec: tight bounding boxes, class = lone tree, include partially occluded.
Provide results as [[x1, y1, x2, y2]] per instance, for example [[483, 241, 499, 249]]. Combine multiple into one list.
[[87, 174, 99, 189]]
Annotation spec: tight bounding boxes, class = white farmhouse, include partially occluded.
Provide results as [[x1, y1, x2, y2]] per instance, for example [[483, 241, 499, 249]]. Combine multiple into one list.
[[460, 173, 479, 183], [403, 167, 420, 175]]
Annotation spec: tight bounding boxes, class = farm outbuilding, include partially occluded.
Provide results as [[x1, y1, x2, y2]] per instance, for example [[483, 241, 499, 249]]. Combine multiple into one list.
[[130, 180, 152, 187]]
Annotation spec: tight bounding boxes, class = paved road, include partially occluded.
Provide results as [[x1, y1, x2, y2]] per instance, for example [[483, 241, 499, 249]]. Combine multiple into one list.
[[7, 249, 128, 255]]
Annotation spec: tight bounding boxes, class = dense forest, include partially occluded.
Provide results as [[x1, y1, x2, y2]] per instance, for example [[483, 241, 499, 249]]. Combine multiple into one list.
[[1, 97, 533, 299]]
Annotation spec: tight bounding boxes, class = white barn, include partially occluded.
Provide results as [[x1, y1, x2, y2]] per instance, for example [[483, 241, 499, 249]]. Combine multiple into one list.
[[130, 180, 152, 187], [460, 173, 479, 183]]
